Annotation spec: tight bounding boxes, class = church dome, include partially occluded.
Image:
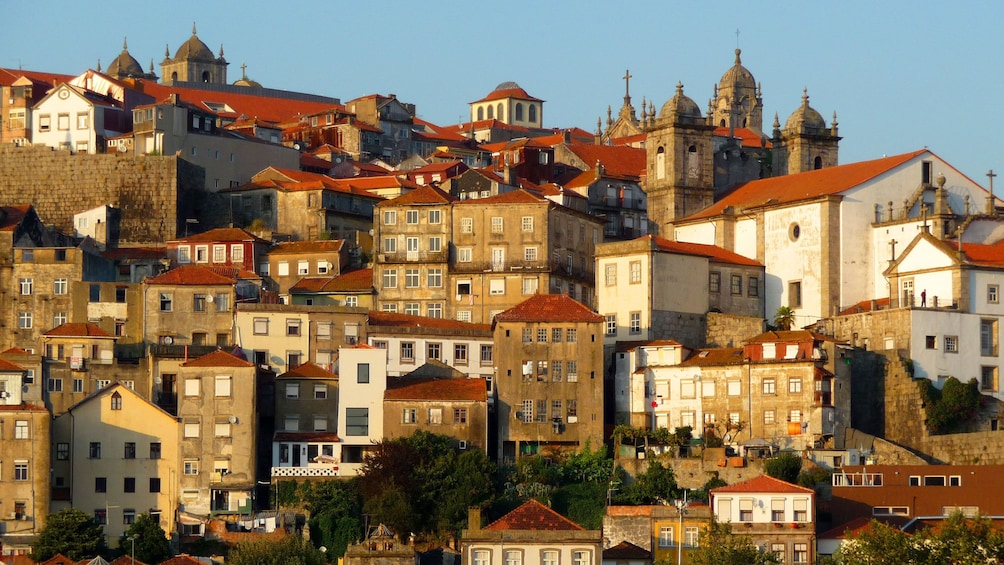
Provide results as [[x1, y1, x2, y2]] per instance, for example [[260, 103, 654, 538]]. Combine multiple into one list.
[[233, 64, 261, 88], [107, 38, 144, 78], [785, 88, 827, 133], [173, 24, 216, 61], [719, 48, 756, 91], [659, 82, 702, 120]]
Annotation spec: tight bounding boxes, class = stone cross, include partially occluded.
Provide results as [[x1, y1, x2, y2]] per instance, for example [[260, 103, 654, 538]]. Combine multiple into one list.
[[623, 69, 632, 100], [889, 239, 898, 261]]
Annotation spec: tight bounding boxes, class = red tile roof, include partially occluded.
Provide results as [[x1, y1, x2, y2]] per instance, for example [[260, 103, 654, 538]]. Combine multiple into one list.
[[679, 347, 745, 367], [744, 330, 836, 344], [711, 474, 815, 494], [484, 499, 584, 531], [838, 297, 891, 316], [409, 160, 469, 175], [0, 67, 74, 88], [713, 127, 773, 149], [101, 246, 168, 261], [385, 376, 487, 402], [174, 227, 267, 244], [473, 85, 543, 104], [1, 347, 31, 355], [182, 349, 255, 368], [564, 144, 646, 179], [378, 184, 456, 206], [0, 357, 25, 371], [368, 311, 491, 332], [961, 240, 1004, 267], [681, 150, 929, 222], [649, 235, 764, 266], [291, 268, 374, 293], [278, 362, 337, 380], [146, 265, 236, 286], [0, 402, 48, 413], [494, 294, 604, 324], [603, 541, 651, 560], [270, 240, 345, 255], [44, 322, 114, 338], [159, 556, 208, 565], [0, 205, 32, 231]]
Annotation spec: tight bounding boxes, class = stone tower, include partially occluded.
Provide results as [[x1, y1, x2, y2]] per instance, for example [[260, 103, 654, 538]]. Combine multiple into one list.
[[772, 88, 840, 175], [713, 49, 763, 133], [160, 24, 228, 85], [645, 83, 715, 233], [106, 37, 158, 81]]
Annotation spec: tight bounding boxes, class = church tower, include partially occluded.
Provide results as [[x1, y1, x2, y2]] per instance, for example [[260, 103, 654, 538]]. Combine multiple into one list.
[[713, 49, 763, 133], [772, 88, 840, 175], [160, 24, 228, 85], [645, 83, 715, 233]]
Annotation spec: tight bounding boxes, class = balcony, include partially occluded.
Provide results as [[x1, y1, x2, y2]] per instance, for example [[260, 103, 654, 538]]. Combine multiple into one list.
[[378, 250, 449, 264], [271, 465, 339, 478], [451, 259, 551, 274], [149, 344, 232, 358]]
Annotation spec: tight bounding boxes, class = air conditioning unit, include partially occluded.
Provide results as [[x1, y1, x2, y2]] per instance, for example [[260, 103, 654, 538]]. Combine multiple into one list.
[[567, 416, 578, 424], [458, 441, 467, 450]]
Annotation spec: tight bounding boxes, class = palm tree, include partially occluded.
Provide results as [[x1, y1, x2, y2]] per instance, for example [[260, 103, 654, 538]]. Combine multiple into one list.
[[773, 306, 795, 330]]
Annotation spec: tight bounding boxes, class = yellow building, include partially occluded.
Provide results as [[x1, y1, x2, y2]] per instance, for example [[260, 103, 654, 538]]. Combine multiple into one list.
[[52, 382, 179, 547]]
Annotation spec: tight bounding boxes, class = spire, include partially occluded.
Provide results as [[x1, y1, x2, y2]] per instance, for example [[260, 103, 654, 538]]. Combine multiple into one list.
[[149, 59, 155, 73], [831, 111, 839, 135], [606, 105, 612, 126], [165, 44, 170, 58], [801, 87, 809, 106], [192, 22, 198, 36], [219, 44, 225, 58], [123, 37, 128, 51], [96, 59, 102, 72], [595, 117, 602, 145]]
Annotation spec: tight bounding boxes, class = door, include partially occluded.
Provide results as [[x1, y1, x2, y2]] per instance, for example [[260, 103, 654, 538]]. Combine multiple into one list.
[[491, 247, 506, 271]]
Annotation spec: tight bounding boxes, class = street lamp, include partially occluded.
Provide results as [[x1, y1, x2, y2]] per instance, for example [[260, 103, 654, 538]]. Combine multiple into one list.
[[127, 533, 138, 565], [674, 490, 689, 565]]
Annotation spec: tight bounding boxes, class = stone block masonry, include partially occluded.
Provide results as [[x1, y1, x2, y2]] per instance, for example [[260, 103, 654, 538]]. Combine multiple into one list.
[[0, 146, 208, 243]]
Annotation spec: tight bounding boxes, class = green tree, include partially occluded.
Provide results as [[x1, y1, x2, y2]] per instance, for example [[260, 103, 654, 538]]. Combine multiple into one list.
[[688, 518, 779, 565], [229, 535, 326, 565], [302, 481, 364, 560], [773, 306, 796, 330], [763, 451, 803, 484], [31, 508, 107, 561], [121, 513, 172, 565], [920, 377, 982, 434], [834, 514, 1004, 564]]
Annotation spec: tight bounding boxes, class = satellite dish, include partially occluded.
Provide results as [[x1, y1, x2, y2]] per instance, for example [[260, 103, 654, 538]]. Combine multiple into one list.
[[228, 415, 238, 424], [163, 336, 174, 345], [206, 295, 214, 303]]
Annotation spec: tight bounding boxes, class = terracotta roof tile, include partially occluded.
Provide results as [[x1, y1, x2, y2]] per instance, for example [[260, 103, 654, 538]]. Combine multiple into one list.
[[838, 297, 891, 316], [1, 347, 31, 355], [0, 402, 48, 413], [564, 144, 646, 179], [743, 330, 836, 344], [182, 349, 255, 368], [368, 311, 491, 332], [679, 347, 745, 367], [271, 240, 345, 255], [711, 474, 815, 494], [0, 357, 26, 371], [473, 86, 543, 103], [484, 499, 584, 531], [146, 265, 236, 286], [175, 227, 267, 244], [648, 235, 764, 267], [378, 184, 457, 207], [291, 268, 373, 293], [712, 127, 772, 149], [278, 362, 337, 380], [0, 205, 32, 231], [494, 294, 604, 324], [681, 150, 929, 222], [603, 541, 651, 560], [101, 246, 168, 261], [385, 376, 487, 402], [962, 240, 1004, 267], [159, 556, 208, 565], [44, 322, 114, 338]]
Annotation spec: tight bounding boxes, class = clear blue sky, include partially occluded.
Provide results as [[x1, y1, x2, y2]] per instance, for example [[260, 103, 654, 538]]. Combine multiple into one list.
[[6, 1, 1003, 185]]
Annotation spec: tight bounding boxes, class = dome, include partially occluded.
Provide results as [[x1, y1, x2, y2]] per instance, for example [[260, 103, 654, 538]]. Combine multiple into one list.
[[659, 82, 702, 120], [719, 48, 756, 91], [785, 88, 827, 132], [494, 81, 522, 91], [233, 64, 262, 88], [173, 24, 215, 61], [107, 38, 144, 78]]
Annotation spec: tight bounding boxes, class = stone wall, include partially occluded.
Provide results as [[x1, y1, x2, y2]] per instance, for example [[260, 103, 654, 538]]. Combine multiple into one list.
[[0, 145, 215, 243], [706, 311, 765, 348], [651, 310, 705, 349]]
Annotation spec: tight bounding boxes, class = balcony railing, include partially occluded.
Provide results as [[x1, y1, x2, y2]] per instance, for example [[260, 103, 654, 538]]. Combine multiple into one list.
[[378, 250, 449, 263], [450, 259, 552, 274], [149, 344, 231, 358]]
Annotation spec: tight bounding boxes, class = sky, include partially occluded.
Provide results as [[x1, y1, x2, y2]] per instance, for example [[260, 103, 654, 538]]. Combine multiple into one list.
[[5, 1, 1004, 185]]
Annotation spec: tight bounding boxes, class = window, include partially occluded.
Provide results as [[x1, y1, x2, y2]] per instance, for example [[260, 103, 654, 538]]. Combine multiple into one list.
[[184, 422, 200, 438], [14, 420, 29, 439], [789, 409, 802, 423], [990, 284, 1000, 304], [383, 210, 397, 225], [195, 245, 208, 263], [345, 408, 369, 435], [789, 378, 802, 394], [150, 478, 161, 493], [658, 526, 674, 547], [124, 477, 136, 493], [771, 498, 785, 521], [474, 550, 491, 565], [491, 217, 504, 233], [58, 113, 69, 130], [983, 366, 998, 391], [521, 216, 534, 232], [681, 379, 696, 399], [313, 415, 328, 432], [461, 217, 473, 233], [684, 526, 699, 547], [49, 277, 68, 296], [454, 344, 468, 365], [764, 410, 776, 425], [38, 114, 51, 132], [160, 293, 173, 312], [121, 440, 137, 460], [573, 551, 589, 565], [605, 315, 616, 335], [427, 407, 443, 425], [629, 261, 641, 283], [731, 274, 742, 295], [789, 281, 802, 308], [429, 236, 442, 253], [402, 408, 417, 424], [8, 109, 25, 130], [193, 293, 207, 312], [215, 376, 232, 397], [567, 361, 578, 382], [793, 543, 808, 564], [89, 442, 101, 459], [709, 272, 721, 293], [535, 328, 548, 343], [150, 443, 161, 459], [406, 210, 419, 224], [383, 268, 398, 288], [19, 278, 32, 295], [763, 378, 776, 394], [505, 550, 522, 565], [541, 550, 558, 565], [458, 247, 472, 262], [214, 421, 232, 437], [945, 335, 958, 353], [358, 363, 371, 383], [524, 246, 538, 261], [629, 312, 641, 334], [212, 244, 226, 263], [982, 320, 998, 356], [48, 378, 63, 392], [402, 268, 419, 288], [481, 345, 493, 364], [57, 442, 70, 460], [794, 500, 808, 522], [404, 302, 420, 315], [490, 279, 505, 295], [286, 319, 302, 336], [748, 276, 759, 297], [771, 544, 786, 563], [605, 264, 617, 286], [739, 498, 753, 521], [95, 477, 107, 493], [297, 260, 309, 275], [727, 380, 741, 396], [183, 377, 200, 397], [17, 311, 31, 329], [401, 342, 415, 362]]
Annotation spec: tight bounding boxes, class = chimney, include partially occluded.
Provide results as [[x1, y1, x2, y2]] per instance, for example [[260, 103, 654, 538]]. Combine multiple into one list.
[[468, 507, 482, 531]]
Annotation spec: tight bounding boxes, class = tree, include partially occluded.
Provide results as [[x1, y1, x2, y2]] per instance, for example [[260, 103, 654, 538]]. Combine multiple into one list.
[[302, 480, 363, 560], [833, 514, 1004, 564], [121, 513, 172, 565], [31, 508, 107, 561], [229, 535, 327, 565], [773, 306, 796, 330], [920, 377, 982, 434], [763, 451, 803, 484], [688, 518, 779, 565]]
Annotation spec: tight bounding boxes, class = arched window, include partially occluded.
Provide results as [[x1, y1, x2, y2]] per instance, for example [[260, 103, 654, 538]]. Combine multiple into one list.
[[656, 146, 666, 180], [515, 103, 524, 121], [497, 103, 503, 121], [477, 107, 484, 121], [688, 145, 697, 153], [720, 119, 726, 127], [814, 156, 823, 170], [528, 104, 537, 123], [171, 72, 178, 82], [202, 71, 211, 82], [487, 105, 494, 119], [111, 391, 122, 410]]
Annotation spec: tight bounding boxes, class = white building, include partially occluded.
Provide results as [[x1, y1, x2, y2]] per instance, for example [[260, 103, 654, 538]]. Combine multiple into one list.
[[337, 345, 387, 475], [32, 83, 131, 154]]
